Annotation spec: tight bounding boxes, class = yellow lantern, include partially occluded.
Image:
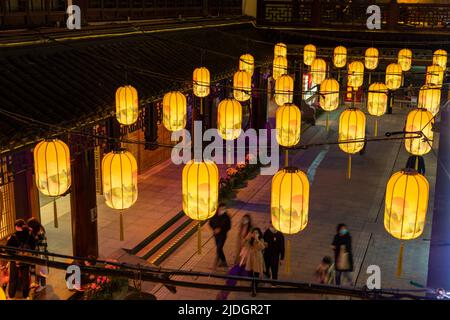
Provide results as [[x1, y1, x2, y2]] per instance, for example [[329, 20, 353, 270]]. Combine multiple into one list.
[[34, 139, 71, 197], [333, 46, 347, 68], [433, 49, 447, 70], [193, 67, 210, 97], [347, 61, 364, 89], [0, 287, 5, 300], [365, 47, 379, 70], [102, 150, 138, 241], [384, 169, 429, 277], [405, 108, 434, 156], [162, 91, 187, 132], [319, 78, 340, 112], [273, 56, 288, 80], [311, 58, 327, 85], [217, 99, 242, 140], [182, 160, 219, 221], [115, 85, 139, 125], [367, 83, 388, 117], [274, 42, 287, 58], [426, 65, 444, 88], [385, 63, 403, 90], [276, 103, 301, 147], [233, 70, 252, 102], [239, 53, 254, 75], [418, 85, 441, 115], [303, 44, 316, 66], [275, 74, 294, 106], [398, 49, 413, 72]]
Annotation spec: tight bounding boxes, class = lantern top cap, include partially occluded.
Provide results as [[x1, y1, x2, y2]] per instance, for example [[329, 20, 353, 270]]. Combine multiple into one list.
[[401, 168, 421, 175], [282, 166, 301, 173], [110, 148, 128, 154]]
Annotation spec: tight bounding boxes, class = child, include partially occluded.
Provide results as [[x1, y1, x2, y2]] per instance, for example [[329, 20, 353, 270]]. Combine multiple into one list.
[[315, 256, 335, 285]]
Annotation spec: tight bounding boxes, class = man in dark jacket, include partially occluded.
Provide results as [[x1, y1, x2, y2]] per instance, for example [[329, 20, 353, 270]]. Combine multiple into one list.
[[263, 226, 285, 282], [209, 203, 231, 269]]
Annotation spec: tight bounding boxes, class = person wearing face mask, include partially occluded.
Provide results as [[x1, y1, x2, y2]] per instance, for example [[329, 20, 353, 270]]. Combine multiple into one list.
[[209, 203, 232, 270], [263, 225, 285, 284], [331, 223, 354, 286], [235, 214, 253, 264]]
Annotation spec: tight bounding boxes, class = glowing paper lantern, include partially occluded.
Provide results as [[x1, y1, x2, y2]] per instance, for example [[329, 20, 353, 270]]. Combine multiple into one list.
[[34, 139, 71, 197], [405, 108, 434, 156], [274, 43, 287, 58], [333, 46, 347, 68], [182, 160, 219, 221], [303, 44, 316, 66], [233, 70, 252, 102], [273, 56, 288, 80], [271, 167, 309, 235], [398, 49, 413, 72], [418, 85, 441, 115], [432, 49, 447, 70], [347, 61, 364, 89], [311, 58, 327, 85], [275, 74, 294, 106], [339, 108, 366, 154], [276, 103, 301, 147], [115, 85, 139, 125], [162, 91, 187, 131], [193, 67, 210, 97], [426, 65, 444, 87], [367, 83, 388, 116], [217, 99, 242, 140], [0, 287, 5, 300], [365, 47, 379, 70], [239, 53, 254, 75], [385, 63, 403, 90], [319, 78, 340, 111]]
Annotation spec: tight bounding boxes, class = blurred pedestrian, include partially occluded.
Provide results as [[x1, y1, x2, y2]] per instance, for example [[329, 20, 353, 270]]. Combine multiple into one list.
[[27, 218, 48, 293], [263, 225, 285, 284], [331, 223, 354, 286], [235, 214, 252, 264], [209, 203, 231, 269], [315, 256, 335, 285]]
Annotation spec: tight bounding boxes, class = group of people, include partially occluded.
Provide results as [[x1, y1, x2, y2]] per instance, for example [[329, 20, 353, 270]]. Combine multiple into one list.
[[0, 218, 48, 299], [209, 204, 355, 297]]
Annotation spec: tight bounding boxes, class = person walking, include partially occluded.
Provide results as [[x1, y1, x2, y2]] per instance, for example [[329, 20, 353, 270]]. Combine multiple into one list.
[[239, 227, 266, 297], [27, 218, 48, 293], [331, 223, 354, 286], [6, 220, 36, 299], [315, 256, 336, 285], [235, 214, 253, 264], [263, 225, 285, 284], [209, 203, 231, 269]]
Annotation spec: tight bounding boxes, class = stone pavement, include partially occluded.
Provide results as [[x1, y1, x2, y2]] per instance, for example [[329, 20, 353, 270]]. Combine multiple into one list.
[[150, 105, 437, 300]]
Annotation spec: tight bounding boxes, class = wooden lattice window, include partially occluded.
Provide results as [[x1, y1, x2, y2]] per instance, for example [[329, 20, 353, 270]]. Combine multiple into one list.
[[0, 157, 15, 241]]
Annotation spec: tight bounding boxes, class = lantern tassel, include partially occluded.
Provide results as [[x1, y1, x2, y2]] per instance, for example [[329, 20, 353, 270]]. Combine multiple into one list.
[[326, 113, 329, 132], [120, 211, 124, 241], [197, 222, 202, 255], [347, 154, 352, 180], [415, 156, 419, 171], [396, 242, 404, 278], [285, 239, 291, 274], [284, 149, 289, 167], [369, 72, 372, 85], [337, 69, 340, 82], [374, 119, 378, 137], [53, 198, 58, 229]]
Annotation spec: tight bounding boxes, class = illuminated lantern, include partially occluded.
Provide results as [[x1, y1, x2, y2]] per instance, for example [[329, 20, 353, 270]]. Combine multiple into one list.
[[426, 65, 444, 87], [233, 70, 252, 102], [347, 61, 364, 89], [367, 83, 388, 136], [193, 67, 210, 97], [339, 108, 366, 179], [319, 78, 340, 112], [432, 49, 447, 70], [0, 287, 5, 300], [365, 47, 379, 70], [385, 63, 403, 90], [115, 85, 139, 125], [303, 44, 316, 66], [333, 46, 347, 68], [398, 49, 413, 72], [311, 58, 327, 85], [102, 150, 138, 241], [34, 139, 71, 197], [273, 56, 288, 80], [162, 91, 187, 131], [271, 166, 309, 273], [418, 85, 441, 115], [217, 99, 242, 140], [275, 74, 294, 106], [384, 169, 429, 276], [239, 53, 254, 75], [276, 103, 301, 147], [274, 42, 287, 58], [405, 108, 434, 156]]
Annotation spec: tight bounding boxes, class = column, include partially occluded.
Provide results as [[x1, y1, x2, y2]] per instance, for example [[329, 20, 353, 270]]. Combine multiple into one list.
[[387, 0, 399, 31]]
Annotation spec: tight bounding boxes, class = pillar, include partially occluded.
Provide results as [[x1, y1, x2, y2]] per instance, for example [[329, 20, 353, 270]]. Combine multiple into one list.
[[387, 0, 399, 31], [311, 0, 321, 28], [70, 147, 98, 258], [251, 67, 268, 130]]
